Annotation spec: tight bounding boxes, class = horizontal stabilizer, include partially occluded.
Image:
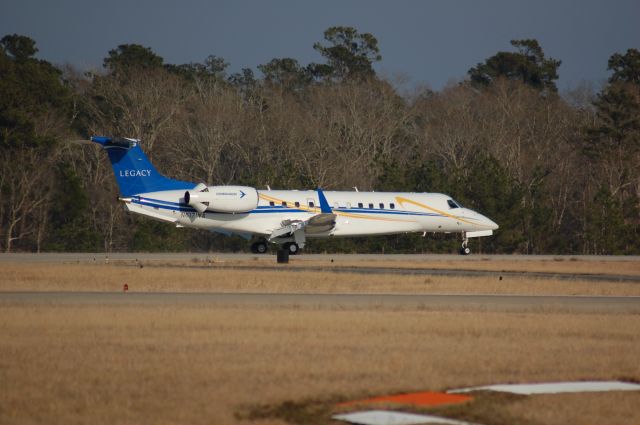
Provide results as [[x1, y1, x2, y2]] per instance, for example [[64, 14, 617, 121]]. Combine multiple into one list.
[[124, 201, 179, 224]]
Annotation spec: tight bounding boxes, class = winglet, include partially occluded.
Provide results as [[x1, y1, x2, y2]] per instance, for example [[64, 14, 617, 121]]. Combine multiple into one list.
[[316, 188, 332, 213]]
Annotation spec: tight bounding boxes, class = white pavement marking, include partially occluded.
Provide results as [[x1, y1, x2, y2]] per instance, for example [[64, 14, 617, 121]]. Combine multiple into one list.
[[332, 410, 475, 425], [449, 381, 640, 395]]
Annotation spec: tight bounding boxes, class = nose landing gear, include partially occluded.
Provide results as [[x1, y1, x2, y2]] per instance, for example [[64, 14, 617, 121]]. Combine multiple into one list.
[[459, 233, 471, 255]]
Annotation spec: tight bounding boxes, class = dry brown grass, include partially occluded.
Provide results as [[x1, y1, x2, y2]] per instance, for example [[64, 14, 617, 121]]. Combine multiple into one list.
[[1, 262, 640, 296], [2, 260, 639, 424], [1, 304, 639, 425], [503, 392, 640, 425]]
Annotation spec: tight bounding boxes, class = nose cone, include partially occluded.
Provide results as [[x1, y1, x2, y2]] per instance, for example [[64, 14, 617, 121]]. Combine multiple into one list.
[[471, 210, 498, 230]]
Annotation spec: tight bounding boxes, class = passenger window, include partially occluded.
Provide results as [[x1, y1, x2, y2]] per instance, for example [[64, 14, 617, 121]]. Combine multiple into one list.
[[358, 202, 363, 208], [295, 201, 300, 207], [281, 201, 287, 207], [379, 203, 384, 209], [368, 203, 374, 209], [309, 201, 315, 208], [390, 203, 395, 209], [269, 201, 275, 206]]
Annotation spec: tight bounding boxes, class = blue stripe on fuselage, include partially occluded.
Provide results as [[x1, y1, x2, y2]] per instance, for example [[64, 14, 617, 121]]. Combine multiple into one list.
[[132, 197, 444, 218]]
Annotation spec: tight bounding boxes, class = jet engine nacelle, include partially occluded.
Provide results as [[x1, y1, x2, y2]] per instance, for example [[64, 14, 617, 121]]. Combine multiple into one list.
[[184, 183, 258, 214]]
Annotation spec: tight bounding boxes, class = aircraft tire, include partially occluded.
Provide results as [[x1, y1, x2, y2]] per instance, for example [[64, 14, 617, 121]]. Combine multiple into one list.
[[251, 241, 268, 254], [459, 246, 471, 255], [284, 242, 299, 255]]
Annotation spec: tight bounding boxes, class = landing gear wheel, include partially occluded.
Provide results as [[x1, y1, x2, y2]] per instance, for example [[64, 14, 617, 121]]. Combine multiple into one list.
[[459, 234, 471, 255], [284, 242, 299, 255], [251, 241, 268, 254]]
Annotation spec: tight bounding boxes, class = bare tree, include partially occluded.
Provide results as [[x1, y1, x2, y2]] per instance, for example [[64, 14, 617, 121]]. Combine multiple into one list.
[[0, 148, 55, 252], [168, 78, 249, 184], [84, 68, 191, 158], [283, 81, 413, 189]]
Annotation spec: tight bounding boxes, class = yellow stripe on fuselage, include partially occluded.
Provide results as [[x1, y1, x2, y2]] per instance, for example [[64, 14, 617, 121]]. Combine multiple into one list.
[[395, 196, 477, 226], [258, 193, 415, 223]]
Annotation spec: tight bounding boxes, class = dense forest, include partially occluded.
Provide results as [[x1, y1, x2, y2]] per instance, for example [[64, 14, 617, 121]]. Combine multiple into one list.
[[0, 28, 638, 254]]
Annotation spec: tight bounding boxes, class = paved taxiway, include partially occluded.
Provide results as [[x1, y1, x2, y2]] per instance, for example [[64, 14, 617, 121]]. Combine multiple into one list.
[[201, 264, 640, 282], [2, 252, 640, 263], [2, 292, 639, 312]]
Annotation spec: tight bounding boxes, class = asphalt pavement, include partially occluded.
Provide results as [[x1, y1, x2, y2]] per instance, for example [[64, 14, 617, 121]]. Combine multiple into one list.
[[2, 291, 639, 312]]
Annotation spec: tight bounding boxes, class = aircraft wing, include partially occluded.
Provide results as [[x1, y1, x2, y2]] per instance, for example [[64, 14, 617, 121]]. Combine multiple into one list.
[[268, 213, 336, 240], [305, 212, 336, 234], [268, 188, 336, 242]]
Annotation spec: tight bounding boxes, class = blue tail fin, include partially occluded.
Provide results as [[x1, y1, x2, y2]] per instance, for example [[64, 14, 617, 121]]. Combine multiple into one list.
[[91, 136, 195, 197]]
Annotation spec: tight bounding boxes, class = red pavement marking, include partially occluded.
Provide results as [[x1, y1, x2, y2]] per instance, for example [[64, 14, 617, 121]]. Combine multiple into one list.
[[338, 391, 472, 407]]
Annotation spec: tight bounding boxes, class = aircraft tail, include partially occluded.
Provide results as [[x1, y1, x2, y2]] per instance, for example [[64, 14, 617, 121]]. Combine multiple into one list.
[[91, 136, 195, 197]]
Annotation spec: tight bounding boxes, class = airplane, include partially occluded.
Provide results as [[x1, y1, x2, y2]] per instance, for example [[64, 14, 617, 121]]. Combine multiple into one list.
[[89, 136, 498, 262]]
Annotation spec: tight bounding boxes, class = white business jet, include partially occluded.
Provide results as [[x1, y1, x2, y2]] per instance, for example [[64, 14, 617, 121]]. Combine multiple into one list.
[[91, 136, 498, 261]]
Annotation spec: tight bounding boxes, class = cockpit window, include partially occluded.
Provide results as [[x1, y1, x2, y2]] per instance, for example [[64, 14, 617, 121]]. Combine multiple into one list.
[[447, 199, 462, 209]]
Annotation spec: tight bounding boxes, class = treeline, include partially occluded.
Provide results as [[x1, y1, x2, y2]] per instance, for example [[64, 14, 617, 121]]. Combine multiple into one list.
[[0, 29, 638, 254]]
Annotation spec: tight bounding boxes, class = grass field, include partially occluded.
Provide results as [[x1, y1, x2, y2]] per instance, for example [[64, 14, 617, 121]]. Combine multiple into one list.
[[1, 305, 639, 425], [1, 262, 640, 296], [1, 258, 639, 424]]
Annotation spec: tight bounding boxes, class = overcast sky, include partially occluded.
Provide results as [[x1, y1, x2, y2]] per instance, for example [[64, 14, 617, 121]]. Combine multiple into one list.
[[2, 0, 638, 91]]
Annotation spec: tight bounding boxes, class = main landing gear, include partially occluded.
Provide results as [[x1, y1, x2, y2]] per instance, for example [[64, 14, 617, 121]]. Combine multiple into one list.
[[250, 240, 268, 254], [251, 239, 300, 263], [283, 242, 299, 255], [459, 233, 471, 255], [250, 241, 300, 255], [276, 242, 299, 264]]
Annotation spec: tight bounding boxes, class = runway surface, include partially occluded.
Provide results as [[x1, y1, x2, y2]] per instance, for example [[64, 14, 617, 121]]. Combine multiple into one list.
[[2, 252, 640, 263], [2, 292, 639, 312], [200, 264, 640, 282]]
